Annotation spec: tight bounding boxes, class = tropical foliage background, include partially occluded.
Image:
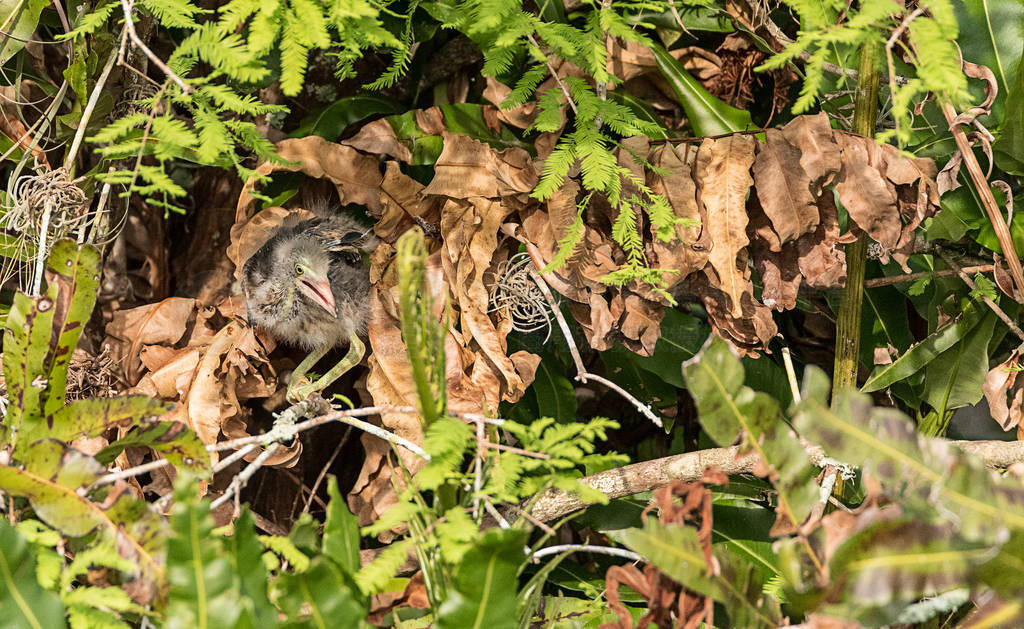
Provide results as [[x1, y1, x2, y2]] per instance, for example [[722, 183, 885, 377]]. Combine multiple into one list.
[[2, 0, 1024, 626]]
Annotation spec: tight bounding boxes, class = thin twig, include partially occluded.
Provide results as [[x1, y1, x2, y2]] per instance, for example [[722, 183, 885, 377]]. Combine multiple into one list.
[[884, 8, 925, 142], [864, 265, 993, 288], [943, 100, 1024, 300], [531, 544, 642, 562], [210, 443, 280, 510], [528, 269, 663, 429], [526, 33, 577, 116], [212, 443, 257, 474], [301, 426, 351, 514], [482, 441, 550, 459], [119, 0, 192, 93], [938, 251, 1024, 342], [65, 36, 121, 171], [94, 457, 173, 487]]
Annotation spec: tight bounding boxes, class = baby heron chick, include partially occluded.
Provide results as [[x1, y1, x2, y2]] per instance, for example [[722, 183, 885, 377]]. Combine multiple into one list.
[[242, 215, 374, 402]]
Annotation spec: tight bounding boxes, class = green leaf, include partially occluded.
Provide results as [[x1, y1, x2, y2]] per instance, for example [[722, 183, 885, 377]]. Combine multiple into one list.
[[322, 477, 361, 576], [684, 337, 817, 528], [0, 521, 66, 629], [650, 43, 752, 136], [531, 358, 577, 423], [37, 395, 173, 445], [291, 95, 399, 140], [435, 528, 527, 629], [0, 445, 166, 600], [922, 312, 998, 417], [797, 371, 1024, 539], [166, 482, 270, 629], [95, 420, 209, 474], [861, 299, 987, 392], [274, 558, 366, 626], [615, 520, 777, 626], [0, 0, 49, 64], [795, 519, 987, 626], [623, 309, 707, 389], [3, 241, 100, 451]]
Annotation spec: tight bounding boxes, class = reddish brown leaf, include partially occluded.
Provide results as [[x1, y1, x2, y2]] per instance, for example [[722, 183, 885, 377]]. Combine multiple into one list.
[[753, 128, 820, 243], [695, 134, 756, 317], [834, 134, 901, 251]]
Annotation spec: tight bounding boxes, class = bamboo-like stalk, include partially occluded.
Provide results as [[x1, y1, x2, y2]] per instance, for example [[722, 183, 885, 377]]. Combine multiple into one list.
[[831, 42, 881, 394]]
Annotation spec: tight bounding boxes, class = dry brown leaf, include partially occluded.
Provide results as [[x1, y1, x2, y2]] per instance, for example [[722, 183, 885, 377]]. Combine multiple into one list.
[[749, 196, 801, 311], [234, 136, 384, 228], [340, 118, 413, 163], [753, 128, 819, 243], [422, 132, 538, 198], [696, 134, 756, 317], [375, 162, 436, 244], [779, 112, 841, 194], [834, 134, 901, 251], [440, 197, 536, 400], [983, 349, 1023, 432], [482, 77, 538, 129], [796, 193, 846, 289], [415, 107, 445, 135], [647, 143, 709, 279]]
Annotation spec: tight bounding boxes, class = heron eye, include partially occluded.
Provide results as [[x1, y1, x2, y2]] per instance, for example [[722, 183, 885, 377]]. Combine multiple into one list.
[[295, 264, 304, 276]]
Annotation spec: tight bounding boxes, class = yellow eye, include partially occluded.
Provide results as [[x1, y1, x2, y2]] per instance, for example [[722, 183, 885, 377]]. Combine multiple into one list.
[[295, 265, 304, 276]]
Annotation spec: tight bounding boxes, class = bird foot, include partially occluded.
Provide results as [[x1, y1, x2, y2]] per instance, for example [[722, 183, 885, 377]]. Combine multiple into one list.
[[285, 334, 366, 404], [286, 377, 322, 404]]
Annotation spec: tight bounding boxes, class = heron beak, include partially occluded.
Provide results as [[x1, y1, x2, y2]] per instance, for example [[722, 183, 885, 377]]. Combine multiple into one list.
[[297, 275, 337, 317]]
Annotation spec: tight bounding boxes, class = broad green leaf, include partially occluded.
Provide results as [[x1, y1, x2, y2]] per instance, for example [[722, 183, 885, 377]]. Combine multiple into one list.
[[797, 519, 987, 626], [683, 337, 818, 527], [615, 521, 778, 627], [861, 282, 915, 368], [2, 241, 100, 450], [797, 370, 1024, 539], [275, 558, 367, 627], [322, 477, 361, 575], [0, 522, 66, 629], [861, 300, 987, 392], [435, 529, 527, 629], [979, 530, 1024, 598], [0, 447, 166, 600], [650, 43, 752, 136], [291, 95, 399, 139], [166, 483, 271, 629], [32, 395, 173, 446], [0, 0, 49, 64], [625, 308, 708, 388], [615, 520, 715, 594], [922, 311, 998, 417], [225, 510, 278, 628], [530, 359, 576, 423], [95, 420, 208, 473]]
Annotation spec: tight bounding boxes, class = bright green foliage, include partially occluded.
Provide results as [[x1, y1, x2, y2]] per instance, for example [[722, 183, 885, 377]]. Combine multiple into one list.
[[760, 0, 969, 145], [0, 522, 67, 629], [396, 228, 447, 426], [72, 0, 400, 213]]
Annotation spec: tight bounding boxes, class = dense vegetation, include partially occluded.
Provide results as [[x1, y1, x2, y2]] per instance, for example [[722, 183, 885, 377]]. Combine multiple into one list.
[[2, 0, 1024, 626]]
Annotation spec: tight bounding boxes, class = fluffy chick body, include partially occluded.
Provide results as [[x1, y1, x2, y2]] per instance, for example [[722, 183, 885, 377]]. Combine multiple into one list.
[[242, 216, 373, 351]]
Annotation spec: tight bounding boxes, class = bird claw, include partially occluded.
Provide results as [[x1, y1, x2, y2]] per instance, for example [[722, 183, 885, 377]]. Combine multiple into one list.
[[286, 378, 320, 404]]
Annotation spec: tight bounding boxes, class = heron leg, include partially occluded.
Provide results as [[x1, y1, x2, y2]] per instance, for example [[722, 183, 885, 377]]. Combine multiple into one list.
[[286, 334, 365, 402]]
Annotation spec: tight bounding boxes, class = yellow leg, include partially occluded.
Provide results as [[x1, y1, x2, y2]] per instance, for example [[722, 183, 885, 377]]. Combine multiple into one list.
[[286, 334, 366, 402]]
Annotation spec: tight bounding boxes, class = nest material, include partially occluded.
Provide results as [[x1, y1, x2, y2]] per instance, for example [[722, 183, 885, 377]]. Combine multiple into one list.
[[489, 252, 553, 341]]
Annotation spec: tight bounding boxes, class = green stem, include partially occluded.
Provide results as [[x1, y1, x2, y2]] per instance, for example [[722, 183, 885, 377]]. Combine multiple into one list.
[[832, 41, 881, 395]]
